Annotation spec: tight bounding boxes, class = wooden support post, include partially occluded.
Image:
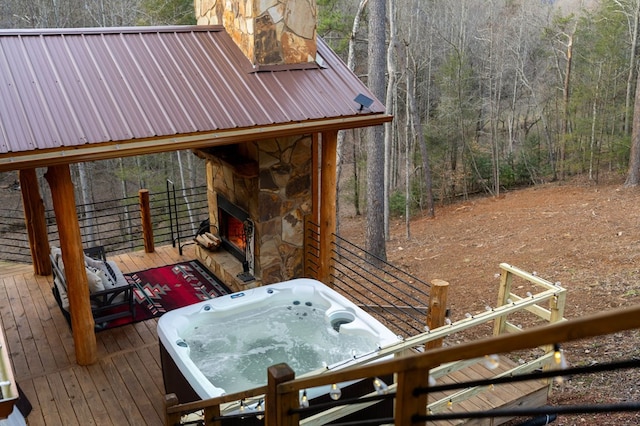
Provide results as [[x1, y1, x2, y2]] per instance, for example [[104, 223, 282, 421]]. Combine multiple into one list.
[[425, 279, 449, 350], [318, 131, 338, 286], [265, 363, 297, 426], [45, 165, 97, 366], [395, 368, 429, 425], [493, 267, 514, 336], [139, 189, 154, 253], [164, 394, 182, 426], [18, 168, 51, 276], [204, 404, 221, 426], [311, 133, 320, 224]]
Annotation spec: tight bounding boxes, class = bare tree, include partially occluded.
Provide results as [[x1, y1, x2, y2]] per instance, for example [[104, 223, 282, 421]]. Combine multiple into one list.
[[365, 0, 387, 261], [384, 0, 399, 240], [336, 0, 368, 231], [625, 67, 640, 186]]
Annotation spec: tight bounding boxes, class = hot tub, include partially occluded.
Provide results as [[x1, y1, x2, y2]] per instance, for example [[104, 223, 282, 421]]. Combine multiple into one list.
[[158, 278, 399, 403]]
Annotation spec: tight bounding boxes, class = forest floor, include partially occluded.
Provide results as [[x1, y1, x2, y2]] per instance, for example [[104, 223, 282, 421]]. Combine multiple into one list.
[[340, 174, 640, 425]]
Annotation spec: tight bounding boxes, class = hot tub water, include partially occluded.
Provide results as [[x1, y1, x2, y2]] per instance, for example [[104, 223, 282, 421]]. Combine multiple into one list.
[[182, 297, 378, 394]]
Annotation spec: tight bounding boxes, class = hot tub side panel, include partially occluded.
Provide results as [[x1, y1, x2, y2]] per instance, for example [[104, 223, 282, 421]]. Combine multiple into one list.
[[160, 343, 201, 404]]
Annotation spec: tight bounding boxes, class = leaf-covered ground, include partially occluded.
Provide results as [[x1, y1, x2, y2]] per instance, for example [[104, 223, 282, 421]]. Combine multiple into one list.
[[341, 175, 640, 425]]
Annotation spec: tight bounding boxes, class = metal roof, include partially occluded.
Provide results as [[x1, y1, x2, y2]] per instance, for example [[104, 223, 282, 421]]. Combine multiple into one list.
[[0, 25, 390, 171]]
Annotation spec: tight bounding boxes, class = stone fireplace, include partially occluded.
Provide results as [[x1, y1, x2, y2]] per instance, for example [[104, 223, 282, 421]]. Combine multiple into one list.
[[194, 136, 313, 292], [195, 0, 317, 66]]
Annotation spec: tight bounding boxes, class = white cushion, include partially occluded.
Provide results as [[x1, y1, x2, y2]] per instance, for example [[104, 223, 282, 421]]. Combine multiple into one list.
[[85, 266, 105, 294]]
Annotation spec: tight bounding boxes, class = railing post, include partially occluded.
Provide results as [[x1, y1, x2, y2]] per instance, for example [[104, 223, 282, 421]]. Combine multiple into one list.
[[426, 279, 449, 349], [493, 267, 513, 336], [204, 404, 221, 426], [266, 363, 298, 426], [318, 131, 338, 286], [164, 394, 181, 426], [395, 368, 429, 425], [139, 189, 155, 253]]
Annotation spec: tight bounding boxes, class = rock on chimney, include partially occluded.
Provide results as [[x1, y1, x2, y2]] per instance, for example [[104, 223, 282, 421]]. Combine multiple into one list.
[[196, 0, 317, 67]]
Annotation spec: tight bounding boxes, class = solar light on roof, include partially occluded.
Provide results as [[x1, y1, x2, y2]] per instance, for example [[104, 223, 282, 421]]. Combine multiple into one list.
[[354, 93, 374, 111]]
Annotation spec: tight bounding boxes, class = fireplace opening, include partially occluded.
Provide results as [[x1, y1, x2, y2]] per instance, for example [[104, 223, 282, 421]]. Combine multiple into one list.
[[217, 195, 250, 264]]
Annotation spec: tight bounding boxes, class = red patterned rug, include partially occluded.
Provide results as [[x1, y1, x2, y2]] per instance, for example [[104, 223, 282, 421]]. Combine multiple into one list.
[[103, 260, 231, 330]]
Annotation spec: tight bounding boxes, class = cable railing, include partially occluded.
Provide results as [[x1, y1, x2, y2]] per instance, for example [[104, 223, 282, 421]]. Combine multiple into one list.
[[304, 218, 431, 337], [0, 185, 209, 263]]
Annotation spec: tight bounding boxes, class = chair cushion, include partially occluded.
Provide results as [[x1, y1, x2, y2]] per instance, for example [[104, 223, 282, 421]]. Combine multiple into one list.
[[86, 266, 105, 294]]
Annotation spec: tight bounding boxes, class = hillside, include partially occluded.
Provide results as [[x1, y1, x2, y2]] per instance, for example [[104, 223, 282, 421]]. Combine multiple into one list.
[[341, 176, 640, 424]]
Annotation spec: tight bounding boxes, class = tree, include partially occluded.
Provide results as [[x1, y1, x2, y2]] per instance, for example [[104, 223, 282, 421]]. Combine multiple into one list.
[[625, 68, 640, 186], [365, 0, 387, 261]]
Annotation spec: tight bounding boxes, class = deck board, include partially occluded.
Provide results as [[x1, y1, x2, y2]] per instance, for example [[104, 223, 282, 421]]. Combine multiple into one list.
[[0, 244, 548, 425]]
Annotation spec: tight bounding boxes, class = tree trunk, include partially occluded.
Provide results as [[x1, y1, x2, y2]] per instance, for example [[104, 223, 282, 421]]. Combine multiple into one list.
[[625, 66, 640, 186], [624, 0, 640, 135], [365, 0, 387, 262], [384, 0, 398, 241], [336, 0, 368, 233], [408, 54, 435, 218], [560, 23, 577, 180]]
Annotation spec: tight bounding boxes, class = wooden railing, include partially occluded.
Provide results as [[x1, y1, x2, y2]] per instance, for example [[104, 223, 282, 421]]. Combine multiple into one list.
[[162, 266, 640, 426]]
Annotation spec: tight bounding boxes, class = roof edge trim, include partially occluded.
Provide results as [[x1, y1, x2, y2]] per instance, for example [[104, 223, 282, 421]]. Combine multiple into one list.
[[0, 114, 392, 172], [0, 25, 225, 36]]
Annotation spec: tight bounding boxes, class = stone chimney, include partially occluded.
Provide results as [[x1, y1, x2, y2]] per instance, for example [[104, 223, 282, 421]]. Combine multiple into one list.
[[195, 0, 317, 66]]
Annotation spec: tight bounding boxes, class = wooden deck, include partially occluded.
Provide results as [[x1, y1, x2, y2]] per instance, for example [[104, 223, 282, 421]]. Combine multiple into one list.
[[1, 245, 548, 425], [0, 245, 195, 426]]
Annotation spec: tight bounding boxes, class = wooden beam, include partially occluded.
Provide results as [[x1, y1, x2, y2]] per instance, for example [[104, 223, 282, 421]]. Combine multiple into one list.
[[18, 168, 51, 275], [318, 131, 338, 285], [139, 189, 154, 253], [45, 165, 97, 366], [0, 115, 393, 173]]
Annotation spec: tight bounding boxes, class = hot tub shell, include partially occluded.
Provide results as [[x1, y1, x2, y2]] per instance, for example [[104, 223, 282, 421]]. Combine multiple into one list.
[[158, 278, 399, 413]]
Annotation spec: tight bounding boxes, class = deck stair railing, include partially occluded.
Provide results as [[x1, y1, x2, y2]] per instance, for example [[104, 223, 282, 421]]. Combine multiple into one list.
[[161, 265, 608, 426]]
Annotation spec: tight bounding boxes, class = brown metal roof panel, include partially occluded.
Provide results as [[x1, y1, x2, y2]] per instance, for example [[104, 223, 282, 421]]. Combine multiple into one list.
[[3, 36, 63, 150], [0, 40, 36, 153], [152, 32, 220, 130], [178, 32, 245, 128], [256, 70, 326, 119], [36, 35, 109, 145], [123, 33, 195, 133], [61, 34, 134, 142], [194, 31, 279, 126], [104, 34, 179, 136], [205, 31, 292, 125], [83, 34, 159, 139]]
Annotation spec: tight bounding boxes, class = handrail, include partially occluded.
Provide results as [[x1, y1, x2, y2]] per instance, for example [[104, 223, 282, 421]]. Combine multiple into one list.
[[272, 304, 640, 425], [163, 264, 575, 425], [164, 303, 640, 425]]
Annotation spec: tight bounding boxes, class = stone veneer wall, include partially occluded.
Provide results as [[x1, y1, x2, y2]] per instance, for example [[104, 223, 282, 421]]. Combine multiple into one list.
[[195, 0, 317, 65], [196, 136, 312, 290]]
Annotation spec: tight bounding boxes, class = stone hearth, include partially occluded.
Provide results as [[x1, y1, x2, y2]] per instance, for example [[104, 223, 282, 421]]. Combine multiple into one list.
[[195, 136, 312, 292]]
